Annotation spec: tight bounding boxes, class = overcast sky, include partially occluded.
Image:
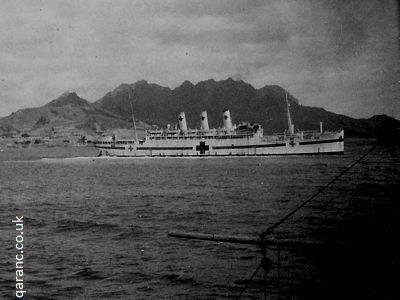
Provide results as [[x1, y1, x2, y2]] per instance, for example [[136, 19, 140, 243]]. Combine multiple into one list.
[[0, 0, 399, 119]]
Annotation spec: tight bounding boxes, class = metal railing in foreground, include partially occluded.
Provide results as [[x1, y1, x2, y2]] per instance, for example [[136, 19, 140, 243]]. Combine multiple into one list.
[[168, 144, 377, 299]]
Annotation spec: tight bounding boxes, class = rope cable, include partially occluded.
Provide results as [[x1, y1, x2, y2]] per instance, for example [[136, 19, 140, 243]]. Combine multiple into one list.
[[236, 261, 263, 299], [260, 144, 377, 238]]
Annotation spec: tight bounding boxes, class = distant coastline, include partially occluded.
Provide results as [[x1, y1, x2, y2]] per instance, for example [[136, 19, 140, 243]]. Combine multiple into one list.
[[1, 79, 399, 141]]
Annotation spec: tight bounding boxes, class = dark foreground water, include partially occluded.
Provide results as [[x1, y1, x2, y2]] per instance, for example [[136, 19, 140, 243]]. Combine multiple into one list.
[[0, 140, 399, 299]]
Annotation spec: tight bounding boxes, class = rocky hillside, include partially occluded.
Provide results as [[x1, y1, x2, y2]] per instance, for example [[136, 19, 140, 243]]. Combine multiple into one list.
[[0, 92, 145, 137]]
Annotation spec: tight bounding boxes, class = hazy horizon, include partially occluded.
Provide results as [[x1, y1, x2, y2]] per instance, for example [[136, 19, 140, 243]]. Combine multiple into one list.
[[1, 0, 399, 119]]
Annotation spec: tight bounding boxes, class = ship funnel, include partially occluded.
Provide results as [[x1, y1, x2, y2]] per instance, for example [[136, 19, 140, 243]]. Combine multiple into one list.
[[222, 109, 233, 131], [200, 111, 209, 131], [178, 112, 188, 132]]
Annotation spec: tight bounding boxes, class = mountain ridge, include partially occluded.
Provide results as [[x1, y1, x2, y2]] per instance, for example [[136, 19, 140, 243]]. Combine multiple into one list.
[[94, 78, 399, 137], [1, 78, 399, 139]]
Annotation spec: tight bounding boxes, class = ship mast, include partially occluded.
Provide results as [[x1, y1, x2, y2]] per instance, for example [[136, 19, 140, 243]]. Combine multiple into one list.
[[127, 86, 139, 142], [285, 90, 294, 135]]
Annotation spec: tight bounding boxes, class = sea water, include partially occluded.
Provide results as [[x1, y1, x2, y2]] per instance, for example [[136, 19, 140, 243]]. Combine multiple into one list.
[[0, 140, 398, 299]]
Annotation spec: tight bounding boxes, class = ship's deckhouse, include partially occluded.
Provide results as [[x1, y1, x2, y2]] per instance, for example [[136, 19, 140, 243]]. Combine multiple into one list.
[[95, 108, 344, 157]]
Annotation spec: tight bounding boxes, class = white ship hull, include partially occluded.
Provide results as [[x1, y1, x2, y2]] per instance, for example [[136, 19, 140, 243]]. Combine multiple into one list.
[[95, 130, 344, 157]]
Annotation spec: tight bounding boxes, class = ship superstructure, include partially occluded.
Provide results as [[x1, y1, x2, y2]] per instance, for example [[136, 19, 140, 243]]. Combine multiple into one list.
[[95, 101, 344, 157]]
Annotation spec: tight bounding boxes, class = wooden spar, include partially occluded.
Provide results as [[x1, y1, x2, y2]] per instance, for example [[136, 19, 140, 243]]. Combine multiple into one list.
[[169, 231, 261, 245], [127, 86, 139, 142], [285, 90, 294, 135], [168, 231, 323, 248], [130, 101, 139, 142]]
